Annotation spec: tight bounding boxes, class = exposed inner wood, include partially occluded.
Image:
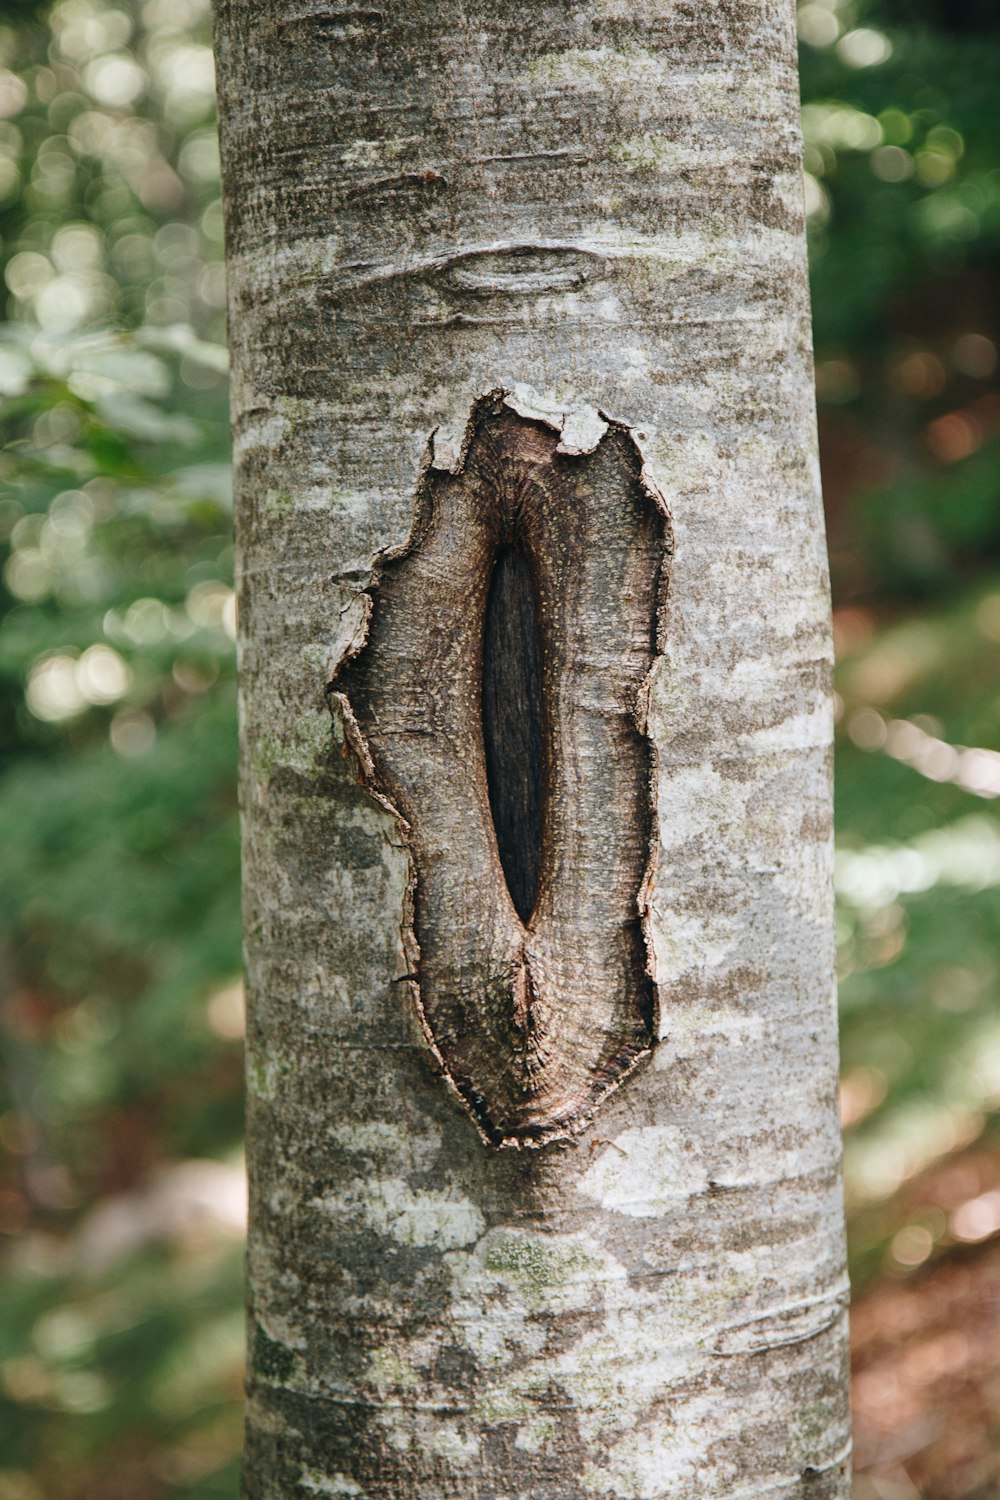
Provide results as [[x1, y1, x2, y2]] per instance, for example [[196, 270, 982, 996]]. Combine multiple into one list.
[[336, 395, 667, 1145], [481, 544, 544, 925]]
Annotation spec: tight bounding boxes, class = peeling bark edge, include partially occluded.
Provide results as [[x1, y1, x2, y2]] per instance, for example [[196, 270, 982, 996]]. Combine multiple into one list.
[[326, 387, 674, 1149]]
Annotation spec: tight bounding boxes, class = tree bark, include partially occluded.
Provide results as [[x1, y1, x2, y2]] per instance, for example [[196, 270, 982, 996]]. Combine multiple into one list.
[[213, 1, 851, 1495]]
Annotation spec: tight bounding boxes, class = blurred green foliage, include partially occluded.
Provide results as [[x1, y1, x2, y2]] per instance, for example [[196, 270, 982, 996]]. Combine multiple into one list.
[[798, 0, 1000, 1322], [0, 0, 998, 1496], [0, 3, 242, 1496]]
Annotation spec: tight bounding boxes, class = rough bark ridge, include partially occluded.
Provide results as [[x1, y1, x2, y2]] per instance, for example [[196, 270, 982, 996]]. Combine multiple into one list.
[[213, 0, 852, 1494], [333, 392, 667, 1147]]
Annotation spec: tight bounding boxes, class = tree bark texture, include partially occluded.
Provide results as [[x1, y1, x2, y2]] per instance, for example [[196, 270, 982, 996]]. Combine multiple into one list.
[[213, 1, 851, 1496]]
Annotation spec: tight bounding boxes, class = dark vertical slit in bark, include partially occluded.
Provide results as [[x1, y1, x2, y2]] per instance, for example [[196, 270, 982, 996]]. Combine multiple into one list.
[[481, 545, 544, 924]]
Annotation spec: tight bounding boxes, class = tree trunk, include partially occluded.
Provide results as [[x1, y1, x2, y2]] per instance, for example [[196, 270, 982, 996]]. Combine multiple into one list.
[[212, 0, 851, 1495]]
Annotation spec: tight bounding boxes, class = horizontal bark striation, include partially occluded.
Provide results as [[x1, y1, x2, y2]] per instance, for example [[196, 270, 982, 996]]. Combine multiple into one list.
[[335, 398, 665, 1145]]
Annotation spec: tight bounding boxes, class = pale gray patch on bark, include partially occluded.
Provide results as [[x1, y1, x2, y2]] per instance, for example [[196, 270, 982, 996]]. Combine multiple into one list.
[[212, 0, 852, 1494]]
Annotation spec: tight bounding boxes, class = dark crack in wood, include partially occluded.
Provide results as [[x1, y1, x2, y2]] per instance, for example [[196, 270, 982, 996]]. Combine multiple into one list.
[[482, 545, 544, 925], [333, 392, 669, 1147]]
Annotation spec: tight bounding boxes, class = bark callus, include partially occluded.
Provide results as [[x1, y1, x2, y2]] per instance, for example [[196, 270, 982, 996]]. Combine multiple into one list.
[[334, 395, 665, 1146]]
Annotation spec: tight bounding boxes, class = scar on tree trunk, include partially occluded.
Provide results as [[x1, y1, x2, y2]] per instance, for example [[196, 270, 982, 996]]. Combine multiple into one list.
[[331, 391, 671, 1147]]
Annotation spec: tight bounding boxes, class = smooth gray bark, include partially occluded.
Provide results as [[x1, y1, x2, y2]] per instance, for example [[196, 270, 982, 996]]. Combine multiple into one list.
[[212, 0, 851, 1495]]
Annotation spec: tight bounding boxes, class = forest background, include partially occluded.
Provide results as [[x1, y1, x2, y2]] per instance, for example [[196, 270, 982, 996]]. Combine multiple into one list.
[[0, 0, 999, 1495]]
